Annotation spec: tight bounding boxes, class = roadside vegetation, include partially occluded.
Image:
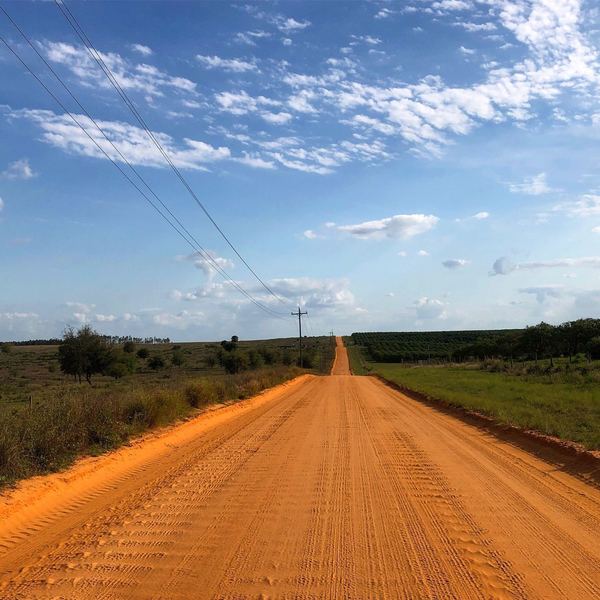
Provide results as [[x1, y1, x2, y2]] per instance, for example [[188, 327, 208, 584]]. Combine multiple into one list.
[[0, 328, 335, 487], [349, 319, 600, 450]]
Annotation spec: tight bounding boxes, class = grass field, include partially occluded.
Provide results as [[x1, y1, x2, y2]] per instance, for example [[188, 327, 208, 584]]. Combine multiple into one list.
[[346, 339, 600, 450], [0, 336, 334, 487], [0, 337, 333, 405]]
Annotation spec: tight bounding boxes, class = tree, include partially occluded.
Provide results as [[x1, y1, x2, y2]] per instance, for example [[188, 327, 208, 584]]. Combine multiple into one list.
[[136, 347, 149, 359], [123, 341, 136, 353], [586, 336, 600, 360], [58, 325, 114, 384], [231, 335, 239, 344]]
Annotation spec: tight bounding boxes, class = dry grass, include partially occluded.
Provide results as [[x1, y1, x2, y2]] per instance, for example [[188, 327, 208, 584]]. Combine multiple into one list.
[[0, 365, 301, 487]]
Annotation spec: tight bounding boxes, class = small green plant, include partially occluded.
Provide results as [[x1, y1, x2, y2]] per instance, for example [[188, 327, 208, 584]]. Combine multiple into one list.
[[136, 348, 149, 359]]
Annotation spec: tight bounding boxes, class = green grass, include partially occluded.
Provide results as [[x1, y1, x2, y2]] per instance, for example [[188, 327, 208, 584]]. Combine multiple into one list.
[[372, 363, 600, 450], [344, 339, 370, 375]]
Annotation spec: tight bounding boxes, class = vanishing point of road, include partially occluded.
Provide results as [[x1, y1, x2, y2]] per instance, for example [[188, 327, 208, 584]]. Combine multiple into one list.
[[0, 338, 599, 598]]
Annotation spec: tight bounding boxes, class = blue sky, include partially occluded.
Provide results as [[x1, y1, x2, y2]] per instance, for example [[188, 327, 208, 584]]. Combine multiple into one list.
[[1, 0, 600, 341]]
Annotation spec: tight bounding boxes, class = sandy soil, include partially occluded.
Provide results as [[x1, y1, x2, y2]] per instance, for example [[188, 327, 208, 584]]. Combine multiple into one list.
[[0, 337, 598, 598]]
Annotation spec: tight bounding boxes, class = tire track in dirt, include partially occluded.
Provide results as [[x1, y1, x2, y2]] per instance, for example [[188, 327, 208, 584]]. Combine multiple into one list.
[[0, 337, 598, 598]]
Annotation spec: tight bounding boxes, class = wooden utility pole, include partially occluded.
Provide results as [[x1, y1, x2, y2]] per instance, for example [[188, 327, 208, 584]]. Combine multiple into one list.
[[292, 306, 308, 367]]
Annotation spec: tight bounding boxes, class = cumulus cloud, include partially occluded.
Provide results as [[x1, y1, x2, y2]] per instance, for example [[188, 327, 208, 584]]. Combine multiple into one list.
[[1, 158, 35, 180], [442, 258, 470, 269], [196, 55, 258, 72], [509, 172, 554, 195], [0, 197, 4, 212], [414, 297, 447, 319], [418, 249, 430, 256], [130, 43, 153, 56], [303, 229, 318, 239], [337, 214, 439, 240], [179, 250, 234, 279]]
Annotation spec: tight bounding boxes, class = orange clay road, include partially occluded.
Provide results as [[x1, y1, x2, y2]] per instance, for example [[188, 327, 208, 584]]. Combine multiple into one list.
[[0, 337, 599, 598]]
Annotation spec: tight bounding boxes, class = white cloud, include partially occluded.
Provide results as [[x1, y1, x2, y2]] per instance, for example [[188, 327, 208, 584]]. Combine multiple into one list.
[[152, 310, 205, 328], [414, 297, 446, 319], [261, 111, 293, 124], [282, 38, 292, 46], [491, 255, 600, 275], [234, 153, 276, 169], [418, 249, 430, 256], [442, 258, 469, 269], [460, 46, 476, 55], [337, 214, 439, 240], [196, 55, 258, 73], [398, 251, 407, 257], [509, 172, 554, 195], [593, 226, 600, 234], [1, 158, 35, 180], [235, 30, 270, 46], [95, 313, 117, 322], [375, 8, 393, 19], [303, 229, 318, 239], [43, 42, 196, 98], [0, 197, 3, 212], [11, 108, 230, 171], [473, 211, 490, 220], [179, 250, 234, 279], [553, 194, 600, 217], [130, 43, 153, 56], [275, 17, 311, 33]]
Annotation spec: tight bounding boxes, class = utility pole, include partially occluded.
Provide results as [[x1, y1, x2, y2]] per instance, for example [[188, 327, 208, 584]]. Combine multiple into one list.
[[292, 306, 308, 367]]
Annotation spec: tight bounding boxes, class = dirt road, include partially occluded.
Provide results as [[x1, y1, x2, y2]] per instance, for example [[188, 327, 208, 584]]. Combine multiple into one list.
[[0, 338, 599, 599]]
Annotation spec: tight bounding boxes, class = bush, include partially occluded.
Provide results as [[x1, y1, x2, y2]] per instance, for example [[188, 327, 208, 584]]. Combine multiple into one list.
[[587, 337, 600, 360], [185, 379, 220, 407], [136, 348, 149, 359], [0, 343, 11, 354], [123, 341, 136, 353], [148, 356, 165, 370], [221, 352, 248, 374], [171, 350, 185, 367]]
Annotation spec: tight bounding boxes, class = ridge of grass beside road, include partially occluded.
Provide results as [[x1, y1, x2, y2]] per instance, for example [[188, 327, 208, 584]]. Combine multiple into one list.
[[0, 366, 302, 489], [345, 340, 600, 450]]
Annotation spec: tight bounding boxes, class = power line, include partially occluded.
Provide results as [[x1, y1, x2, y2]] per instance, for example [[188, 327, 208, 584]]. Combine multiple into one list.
[[0, 18, 286, 320], [54, 0, 289, 307]]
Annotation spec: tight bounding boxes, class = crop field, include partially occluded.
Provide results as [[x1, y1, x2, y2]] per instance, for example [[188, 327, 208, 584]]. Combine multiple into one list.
[[351, 330, 519, 362]]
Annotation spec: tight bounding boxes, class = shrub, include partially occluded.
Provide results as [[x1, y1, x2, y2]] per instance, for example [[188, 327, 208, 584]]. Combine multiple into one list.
[[148, 356, 165, 370], [221, 351, 248, 374], [171, 350, 185, 367], [136, 348, 149, 359], [123, 341, 136, 353], [185, 379, 219, 407], [0, 343, 11, 354]]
